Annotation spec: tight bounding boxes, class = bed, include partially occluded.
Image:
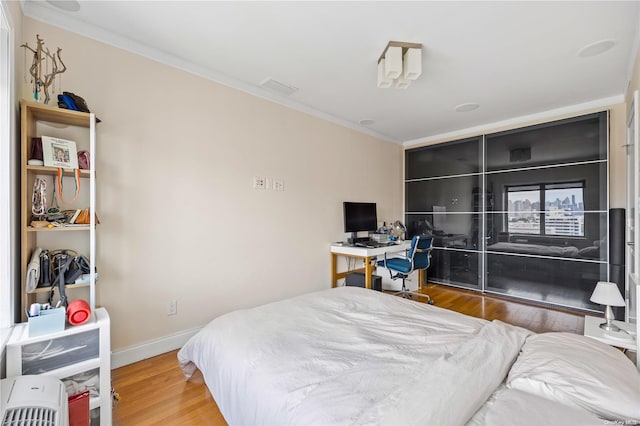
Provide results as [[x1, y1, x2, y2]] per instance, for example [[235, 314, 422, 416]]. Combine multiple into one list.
[[178, 287, 640, 425], [486, 242, 581, 258], [486, 241, 604, 260]]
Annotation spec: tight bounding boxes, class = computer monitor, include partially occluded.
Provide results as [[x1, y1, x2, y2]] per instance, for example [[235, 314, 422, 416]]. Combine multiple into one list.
[[343, 202, 377, 243]]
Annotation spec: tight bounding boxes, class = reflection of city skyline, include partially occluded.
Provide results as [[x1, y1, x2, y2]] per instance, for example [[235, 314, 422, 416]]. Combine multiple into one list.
[[508, 197, 584, 212], [508, 189, 584, 236], [508, 187, 584, 213]]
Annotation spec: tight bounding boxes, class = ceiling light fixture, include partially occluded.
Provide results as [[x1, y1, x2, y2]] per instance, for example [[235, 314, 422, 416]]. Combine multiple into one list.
[[455, 103, 480, 113], [577, 39, 616, 58], [377, 41, 422, 89]]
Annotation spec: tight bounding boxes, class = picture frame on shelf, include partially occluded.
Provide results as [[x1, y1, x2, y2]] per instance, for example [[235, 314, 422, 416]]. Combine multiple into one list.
[[42, 136, 78, 169]]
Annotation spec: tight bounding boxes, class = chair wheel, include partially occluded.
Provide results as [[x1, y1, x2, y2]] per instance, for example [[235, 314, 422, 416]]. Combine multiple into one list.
[[428, 299, 434, 305]]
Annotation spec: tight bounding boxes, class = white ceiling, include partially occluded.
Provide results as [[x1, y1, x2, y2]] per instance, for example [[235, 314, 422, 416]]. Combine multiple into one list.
[[21, 1, 640, 145]]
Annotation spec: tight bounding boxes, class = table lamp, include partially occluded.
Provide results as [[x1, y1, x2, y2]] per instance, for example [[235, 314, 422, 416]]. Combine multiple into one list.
[[589, 281, 626, 332]]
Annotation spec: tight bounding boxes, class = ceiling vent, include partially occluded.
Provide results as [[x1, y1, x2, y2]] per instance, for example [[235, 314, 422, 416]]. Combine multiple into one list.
[[510, 147, 531, 162], [259, 78, 298, 96]]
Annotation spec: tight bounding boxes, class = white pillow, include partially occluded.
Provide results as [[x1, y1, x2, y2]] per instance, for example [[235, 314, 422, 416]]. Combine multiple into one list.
[[467, 386, 602, 426], [506, 332, 640, 421]]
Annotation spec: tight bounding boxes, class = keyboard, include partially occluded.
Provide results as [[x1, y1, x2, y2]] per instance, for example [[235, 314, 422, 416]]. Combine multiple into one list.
[[355, 241, 397, 248]]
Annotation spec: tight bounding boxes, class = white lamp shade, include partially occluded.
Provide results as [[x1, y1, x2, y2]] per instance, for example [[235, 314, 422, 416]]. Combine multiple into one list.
[[590, 281, 625, 306], [403, 47, 422, 80], [384, 46, 402, 79], [377, 59, 392, 88]]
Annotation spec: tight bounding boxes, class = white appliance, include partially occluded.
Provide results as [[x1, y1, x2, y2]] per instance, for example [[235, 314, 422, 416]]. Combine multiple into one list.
[[1, 375, 68, 426]]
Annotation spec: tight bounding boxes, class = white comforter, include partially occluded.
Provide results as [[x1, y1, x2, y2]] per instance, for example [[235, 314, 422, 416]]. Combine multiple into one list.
[[178, 287, 531, 425]]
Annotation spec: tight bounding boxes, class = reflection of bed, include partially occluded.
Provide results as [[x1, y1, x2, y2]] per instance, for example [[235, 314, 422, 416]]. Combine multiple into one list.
[[177, 287, 640, 425], [486, 242, 602, 292], [487, 241, 603, 259], [487, 242, 580, 257]]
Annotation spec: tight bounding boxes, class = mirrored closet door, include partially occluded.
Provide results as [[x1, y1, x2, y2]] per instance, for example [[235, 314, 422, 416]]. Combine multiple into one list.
[[405, 112, 609, 312]]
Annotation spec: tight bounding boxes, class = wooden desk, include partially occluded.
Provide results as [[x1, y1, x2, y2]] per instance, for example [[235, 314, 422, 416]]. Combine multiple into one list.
[[331, 241, 427, 290]]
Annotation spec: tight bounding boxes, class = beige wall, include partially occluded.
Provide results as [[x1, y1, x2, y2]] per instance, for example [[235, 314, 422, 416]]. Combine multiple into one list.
[[405, 104, 628, 209], [626, 42, 640, 160], [21, 18, 403, 351], [610, 103, 627, 208], [627, 44, 640, 105]]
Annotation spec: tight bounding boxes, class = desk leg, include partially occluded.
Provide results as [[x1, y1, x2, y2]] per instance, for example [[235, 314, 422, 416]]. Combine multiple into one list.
[[331, 253, 337, 288], [365, 257, 372, 289], [418, 269, 426, 290]]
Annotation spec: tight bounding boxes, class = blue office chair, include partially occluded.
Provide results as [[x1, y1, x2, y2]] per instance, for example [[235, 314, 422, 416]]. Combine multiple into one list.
[[377, 235, 434, 304]]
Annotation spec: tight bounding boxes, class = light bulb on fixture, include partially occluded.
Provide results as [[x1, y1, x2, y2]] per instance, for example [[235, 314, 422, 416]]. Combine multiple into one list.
[[384, 46, 403, 79], [403, 48, 422, 80], [395, 76, 411, 90], [377, 59, 393, 88]]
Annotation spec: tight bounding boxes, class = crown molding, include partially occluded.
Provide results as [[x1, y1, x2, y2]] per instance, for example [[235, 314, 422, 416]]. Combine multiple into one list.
[[20, 1, 400, 144], [403, 95, 625, 148]]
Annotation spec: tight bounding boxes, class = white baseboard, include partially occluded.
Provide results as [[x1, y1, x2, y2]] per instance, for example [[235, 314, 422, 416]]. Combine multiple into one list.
[[111, 326, 202, 369]]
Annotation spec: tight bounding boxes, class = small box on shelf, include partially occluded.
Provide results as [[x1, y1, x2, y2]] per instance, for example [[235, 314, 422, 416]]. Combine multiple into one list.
[[28, 307, 65, 337], [370, 233, 389, 243]]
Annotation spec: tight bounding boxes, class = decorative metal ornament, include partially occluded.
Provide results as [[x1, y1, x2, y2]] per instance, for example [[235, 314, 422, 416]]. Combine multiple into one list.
[[20, 34, 67, 104]]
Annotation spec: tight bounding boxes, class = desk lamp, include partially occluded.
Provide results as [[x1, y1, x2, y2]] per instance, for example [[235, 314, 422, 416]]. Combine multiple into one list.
[[589, 281, 626, 332]]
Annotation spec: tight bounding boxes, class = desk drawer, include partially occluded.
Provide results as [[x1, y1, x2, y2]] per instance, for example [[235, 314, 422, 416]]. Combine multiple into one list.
[[21, 329, 100, 375]]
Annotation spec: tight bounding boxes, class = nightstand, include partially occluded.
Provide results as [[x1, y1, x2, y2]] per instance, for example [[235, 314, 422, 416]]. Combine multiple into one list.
[[583, 315, 637, 351]]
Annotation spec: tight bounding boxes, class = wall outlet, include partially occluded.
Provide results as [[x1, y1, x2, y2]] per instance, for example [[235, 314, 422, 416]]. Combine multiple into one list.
[[273, 179, 284, 191], [253, 176, 266, 189], [167, 300, 177, 316]]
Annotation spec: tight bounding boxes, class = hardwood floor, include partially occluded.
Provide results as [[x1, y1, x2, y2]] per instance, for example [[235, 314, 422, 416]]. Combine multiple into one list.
[[111, 351, 225, 426], [111, 284, 587, 425], [415, 284, 585, 334]]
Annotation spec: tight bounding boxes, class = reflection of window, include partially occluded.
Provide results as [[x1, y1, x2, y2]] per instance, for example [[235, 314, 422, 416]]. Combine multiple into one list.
[[507, 185, 540, 234], [506, 182, 585, 237]]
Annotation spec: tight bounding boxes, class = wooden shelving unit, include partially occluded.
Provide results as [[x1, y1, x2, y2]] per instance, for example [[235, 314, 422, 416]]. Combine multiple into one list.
[[20, 100, 99, 318]]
